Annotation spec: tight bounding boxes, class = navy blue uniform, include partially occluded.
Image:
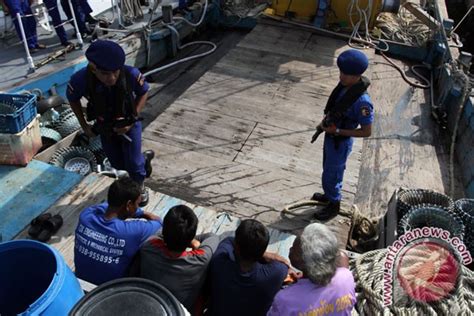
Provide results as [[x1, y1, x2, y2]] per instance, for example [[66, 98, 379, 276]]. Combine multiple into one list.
[[4, 0, 38, 49], [67, 65, 149, 183], [322, 92, 374, 202], [43, 0, 68, 45], [60, 0, 88, 34]]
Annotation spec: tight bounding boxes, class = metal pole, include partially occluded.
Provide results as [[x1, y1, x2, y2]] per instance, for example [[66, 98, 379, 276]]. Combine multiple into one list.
[[117, 0, 124, 28], [16, 12, 35, 71], [67, 0, 83, 47]]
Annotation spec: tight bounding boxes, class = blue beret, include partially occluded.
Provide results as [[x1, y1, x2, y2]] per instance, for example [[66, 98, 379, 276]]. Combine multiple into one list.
[[86, 40, 125, 71], [337, 49, 369, 75]]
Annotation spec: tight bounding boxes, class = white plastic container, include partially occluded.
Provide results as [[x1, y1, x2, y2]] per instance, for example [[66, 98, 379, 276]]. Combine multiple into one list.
[[0, 115, 42, 166]]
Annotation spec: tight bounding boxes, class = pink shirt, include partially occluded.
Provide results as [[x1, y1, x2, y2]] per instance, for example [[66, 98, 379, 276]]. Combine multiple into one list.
[[267, 268, 356, 316]]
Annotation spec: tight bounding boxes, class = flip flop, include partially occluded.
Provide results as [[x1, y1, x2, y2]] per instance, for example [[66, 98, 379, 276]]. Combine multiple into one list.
[[28, 213, 52, 238], [36, 214, 63, 242]]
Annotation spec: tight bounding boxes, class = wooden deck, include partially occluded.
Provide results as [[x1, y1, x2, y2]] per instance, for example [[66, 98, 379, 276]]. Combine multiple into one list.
[[141, 18, 464, 245], [10, 11, 465, 258], [142, 22, 366, 244], [15, 173, 295, 271]]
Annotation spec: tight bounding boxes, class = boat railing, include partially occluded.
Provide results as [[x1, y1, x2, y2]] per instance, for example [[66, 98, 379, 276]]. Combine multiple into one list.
[[14, 0, 84, 72]]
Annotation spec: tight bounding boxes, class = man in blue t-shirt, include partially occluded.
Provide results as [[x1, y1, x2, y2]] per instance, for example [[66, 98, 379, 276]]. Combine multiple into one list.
[[311, 49, 374, 220], [74, 177, 162, 285], [208, 219, 289, 316], [67, 40, 154, 206]]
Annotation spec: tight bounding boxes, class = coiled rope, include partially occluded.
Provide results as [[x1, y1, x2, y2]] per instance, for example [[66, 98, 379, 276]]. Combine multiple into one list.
[[352, 249, 474, 315]]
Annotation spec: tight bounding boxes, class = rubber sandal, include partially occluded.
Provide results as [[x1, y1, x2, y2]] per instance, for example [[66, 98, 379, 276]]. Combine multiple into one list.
[[28, 213, 52, 238], [36, 214, 63, 242]]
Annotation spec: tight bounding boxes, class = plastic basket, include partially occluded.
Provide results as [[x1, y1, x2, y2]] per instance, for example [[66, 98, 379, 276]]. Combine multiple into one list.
[[0, 93, 37, 133]]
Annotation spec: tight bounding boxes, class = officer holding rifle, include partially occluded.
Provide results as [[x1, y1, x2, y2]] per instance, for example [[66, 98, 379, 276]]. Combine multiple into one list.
[[67, 40, 154, 206]]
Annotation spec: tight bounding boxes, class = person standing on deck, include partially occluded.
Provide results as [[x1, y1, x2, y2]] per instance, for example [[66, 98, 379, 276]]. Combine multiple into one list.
[[3, 0, 46, 52], [67, 40, 155, 206], [60, 0, 88, 37], [43, 0, 71, 46], [311, 49, 373, 220]]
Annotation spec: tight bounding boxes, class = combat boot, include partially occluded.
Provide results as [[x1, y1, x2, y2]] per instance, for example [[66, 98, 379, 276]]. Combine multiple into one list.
[[313, 201, 340, 221], [311, 192, 330, 204]]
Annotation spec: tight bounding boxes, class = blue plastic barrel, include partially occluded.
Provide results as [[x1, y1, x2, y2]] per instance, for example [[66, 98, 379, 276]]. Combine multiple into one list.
[[0, 240, 84, 315]]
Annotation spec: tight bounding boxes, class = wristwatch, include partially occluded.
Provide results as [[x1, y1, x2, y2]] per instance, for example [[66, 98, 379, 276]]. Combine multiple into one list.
[[335, 128, 340, 135]]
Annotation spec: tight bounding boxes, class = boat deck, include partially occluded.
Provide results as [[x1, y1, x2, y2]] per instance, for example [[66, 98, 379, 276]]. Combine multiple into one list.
[[0, 0, 180, 92], [5, 8, 466, 262], [141, 19, 464, 244]]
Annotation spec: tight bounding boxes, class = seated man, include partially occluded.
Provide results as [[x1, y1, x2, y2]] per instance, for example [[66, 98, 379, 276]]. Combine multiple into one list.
[[267, 223, 355, 316], [208, 219, 289, 316], [139, 205, 219, 314], [74, 177, 161, 285]]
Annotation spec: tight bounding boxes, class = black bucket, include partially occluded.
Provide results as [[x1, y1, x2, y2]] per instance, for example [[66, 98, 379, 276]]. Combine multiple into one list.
[[69, 278, 186, 316], [397, 204, 465, 239], [396, 189, 453, 218]]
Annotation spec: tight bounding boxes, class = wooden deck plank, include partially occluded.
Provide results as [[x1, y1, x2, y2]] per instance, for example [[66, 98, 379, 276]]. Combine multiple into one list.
[[194, 206, 222, 235], [0, 160, 82, 241], [141, 22, 369, 245], [214, 213, 240, 238]]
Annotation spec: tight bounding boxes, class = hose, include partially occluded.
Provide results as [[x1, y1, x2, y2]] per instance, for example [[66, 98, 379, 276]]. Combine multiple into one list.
[[173, 0, 208, 27], [143, 1, 216, 77]]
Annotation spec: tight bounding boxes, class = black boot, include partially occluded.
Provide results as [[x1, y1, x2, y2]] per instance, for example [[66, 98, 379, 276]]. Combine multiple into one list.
[[143, 150, 155, 178], [311, 192, 330, 204], [313, 201, 340, 221], [139, 185, 149, 207]]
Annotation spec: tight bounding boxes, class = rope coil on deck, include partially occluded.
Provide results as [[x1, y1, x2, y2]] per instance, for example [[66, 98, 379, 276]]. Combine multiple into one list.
[[352, 249, 474, 315]]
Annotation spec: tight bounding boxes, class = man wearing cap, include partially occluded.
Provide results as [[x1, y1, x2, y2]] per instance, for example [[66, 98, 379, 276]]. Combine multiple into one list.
[[310, 49, 374, 220], [67, 40, 155, 206]]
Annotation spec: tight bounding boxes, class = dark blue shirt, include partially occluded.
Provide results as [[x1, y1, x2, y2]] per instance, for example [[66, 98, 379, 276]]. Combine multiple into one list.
[[209, 237, 288, 316], [337, 93, 374, 130], [66, 65, 149, 121], [74, 203, 162, 285]]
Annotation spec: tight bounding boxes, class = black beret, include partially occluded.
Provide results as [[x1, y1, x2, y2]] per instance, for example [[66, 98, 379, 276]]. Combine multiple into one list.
[[85, 40, 125, 71], [337, 49, 369, 75]]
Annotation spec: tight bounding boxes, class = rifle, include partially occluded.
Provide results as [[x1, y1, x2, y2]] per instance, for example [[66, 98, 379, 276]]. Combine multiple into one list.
[[92, 116, 143, 142]]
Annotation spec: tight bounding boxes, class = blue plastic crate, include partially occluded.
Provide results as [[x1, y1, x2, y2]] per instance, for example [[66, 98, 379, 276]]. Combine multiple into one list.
[[0, 93, 37, 133]]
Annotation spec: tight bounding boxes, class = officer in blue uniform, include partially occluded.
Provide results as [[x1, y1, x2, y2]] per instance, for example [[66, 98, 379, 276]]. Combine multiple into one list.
[[60, 0, 90, 36], [43, 0, 70, 46], [311, 49, 374, 220], [67, 40, 154, 206], [4, 0, 46, 51]]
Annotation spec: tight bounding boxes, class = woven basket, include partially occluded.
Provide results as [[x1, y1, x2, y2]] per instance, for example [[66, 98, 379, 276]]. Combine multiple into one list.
[[398, 204, 464, 239], [397, 189, 453, 218], [454, 199, 474, 255]]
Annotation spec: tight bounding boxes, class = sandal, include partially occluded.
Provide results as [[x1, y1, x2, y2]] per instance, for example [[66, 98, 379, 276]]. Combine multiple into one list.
[[35, 43, 47, 49], [28, 213, 52, 238], [36, 214, 63, 242]]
